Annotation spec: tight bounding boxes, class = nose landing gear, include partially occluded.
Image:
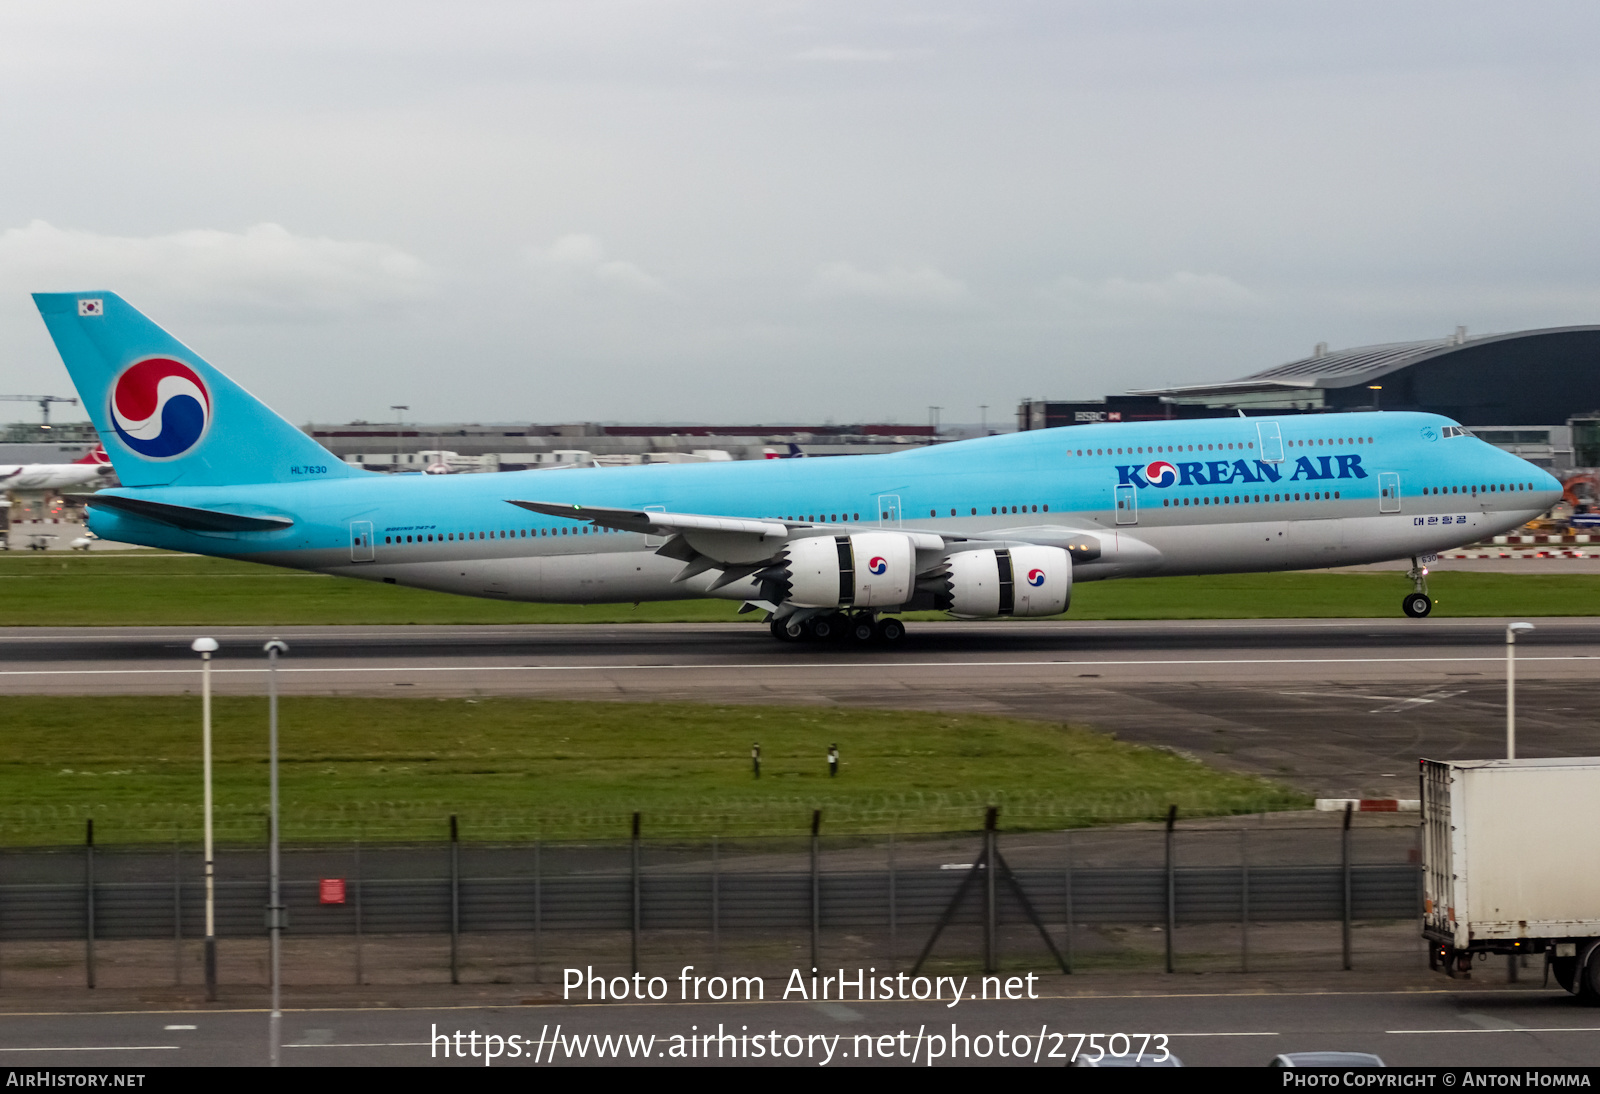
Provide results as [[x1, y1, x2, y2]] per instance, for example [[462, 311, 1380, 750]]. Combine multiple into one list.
[[1402, 556, 1434, 618]]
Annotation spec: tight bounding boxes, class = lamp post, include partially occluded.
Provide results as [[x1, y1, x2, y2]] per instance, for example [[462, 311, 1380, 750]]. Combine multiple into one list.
[[189, 637, 220, 1002], [390, 405, 409, 469], [1506, 623, 1534, 759], [264, 638, 289, 1067], [1367, 384, 1382, 410]]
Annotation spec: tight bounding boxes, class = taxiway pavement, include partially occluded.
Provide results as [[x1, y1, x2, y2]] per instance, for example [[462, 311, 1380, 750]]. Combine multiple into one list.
[[1, 975, 1596, 1068], [2, 619, 1598, 798]]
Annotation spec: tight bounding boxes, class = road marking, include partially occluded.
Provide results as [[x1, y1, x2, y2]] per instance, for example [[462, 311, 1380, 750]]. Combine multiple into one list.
[[1387, 1027, 1600, 1034], [1462, 1011, 1527, 1031], [0, 654, 1591, 678], [285, 1041, 428, 1048], [0, 1045, 180, 1052], [163, 1024, 196, 1030], [814, 1003, 863, 1021], [1368, 688, 1466, 714]]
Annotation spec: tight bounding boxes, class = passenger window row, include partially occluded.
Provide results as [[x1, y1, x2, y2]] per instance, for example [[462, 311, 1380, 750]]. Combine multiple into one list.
[[777, 507, 1051, 522], [1424, 483, 1531, 496], [383, 525, 619, 545], [1073, 442, 1256, 456], [1162, 492, 1342, 507], [1070, 436, 1375, 457], [930, 505, 1047, 517]]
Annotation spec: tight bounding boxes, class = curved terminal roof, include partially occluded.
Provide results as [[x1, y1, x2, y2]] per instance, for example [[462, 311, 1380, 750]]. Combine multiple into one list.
[[1133, 325, 1600, 398]]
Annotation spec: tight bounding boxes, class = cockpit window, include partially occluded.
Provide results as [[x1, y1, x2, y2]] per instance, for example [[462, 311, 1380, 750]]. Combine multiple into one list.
[[1441, 425, 1474, 439]]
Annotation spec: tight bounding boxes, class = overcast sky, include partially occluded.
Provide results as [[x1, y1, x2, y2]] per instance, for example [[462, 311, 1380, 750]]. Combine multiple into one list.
[[2, 1, 1597, 426]]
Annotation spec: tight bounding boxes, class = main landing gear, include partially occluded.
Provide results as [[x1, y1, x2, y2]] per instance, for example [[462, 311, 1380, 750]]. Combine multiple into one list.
[[769, 611, 906, 646], [1402, 556, 1434, 618]]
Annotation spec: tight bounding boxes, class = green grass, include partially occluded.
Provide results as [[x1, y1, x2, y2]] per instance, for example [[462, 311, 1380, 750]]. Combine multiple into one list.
[[0, 553, 745, 625], [0, 696, 1305, 845], [0, 552, 1594, 624]]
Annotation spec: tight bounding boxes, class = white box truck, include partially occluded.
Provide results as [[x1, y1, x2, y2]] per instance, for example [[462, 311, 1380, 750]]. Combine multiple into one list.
[[1422, 756, 1600, 999]]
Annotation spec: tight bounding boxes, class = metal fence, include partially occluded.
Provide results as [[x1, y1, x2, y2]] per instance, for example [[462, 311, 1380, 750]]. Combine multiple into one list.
[[0, 814, 1424, 989]]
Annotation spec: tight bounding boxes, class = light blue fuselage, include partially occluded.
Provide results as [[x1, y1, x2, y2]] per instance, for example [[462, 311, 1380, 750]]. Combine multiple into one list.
[[86, 411, 1560, 607]]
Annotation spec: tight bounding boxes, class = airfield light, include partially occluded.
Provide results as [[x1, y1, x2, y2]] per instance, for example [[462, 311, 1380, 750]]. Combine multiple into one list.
[[189, 637, 219, 1001], [263, 638, 289, 1067], [1505, 623, 1535, 759]]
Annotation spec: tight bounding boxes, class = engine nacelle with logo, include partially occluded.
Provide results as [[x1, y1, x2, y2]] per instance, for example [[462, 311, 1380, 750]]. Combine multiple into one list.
[[780, 532, 916, 609], [938, 545, 1072, 618]]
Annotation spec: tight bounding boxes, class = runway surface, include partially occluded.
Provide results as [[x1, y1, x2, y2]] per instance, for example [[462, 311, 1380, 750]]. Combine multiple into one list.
[[3, 618, 1599, 798], [1, 980, 1597, 1067]]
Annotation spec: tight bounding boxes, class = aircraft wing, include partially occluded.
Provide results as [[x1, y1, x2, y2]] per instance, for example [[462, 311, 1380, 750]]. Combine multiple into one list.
[[506, 499, 947, 580], [506, 500, 789, 539], [506, 499, 794, 571]]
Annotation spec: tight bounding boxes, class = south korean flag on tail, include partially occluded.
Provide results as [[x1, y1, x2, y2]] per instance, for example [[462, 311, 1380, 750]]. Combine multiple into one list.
[[77, 298, 103, 317]]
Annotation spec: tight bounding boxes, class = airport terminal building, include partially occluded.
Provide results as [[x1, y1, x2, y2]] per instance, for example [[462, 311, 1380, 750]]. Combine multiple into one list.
[[1020, 325, 1600, 471]]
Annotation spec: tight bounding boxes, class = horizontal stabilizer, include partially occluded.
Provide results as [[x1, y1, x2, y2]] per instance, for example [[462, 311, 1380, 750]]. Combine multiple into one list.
[[87, 494, 294, 532]]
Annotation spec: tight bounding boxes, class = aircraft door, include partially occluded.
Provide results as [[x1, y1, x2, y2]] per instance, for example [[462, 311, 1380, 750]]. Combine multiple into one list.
[[1114, 484, 1138, 525], [1378, 472, 1402, 513], [350, 521, 375, 562], [877, 495, 902, 527], [1256, 421, 1285, 463]]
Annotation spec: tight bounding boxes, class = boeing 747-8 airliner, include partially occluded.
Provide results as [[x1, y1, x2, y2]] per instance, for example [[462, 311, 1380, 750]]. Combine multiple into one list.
[[33, 293, 1561, 643]]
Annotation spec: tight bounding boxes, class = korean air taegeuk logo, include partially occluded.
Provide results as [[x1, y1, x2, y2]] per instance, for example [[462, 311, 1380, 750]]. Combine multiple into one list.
[[109, 357, 212, 459]]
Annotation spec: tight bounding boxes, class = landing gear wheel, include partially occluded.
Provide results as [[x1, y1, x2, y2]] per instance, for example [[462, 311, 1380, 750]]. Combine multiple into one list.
[[808, 613, 845, 641], [875, 617, 906, 644], [849, 614, 877, 643], [1402, 593, 1433, 618], [770, 618, 801, 642]]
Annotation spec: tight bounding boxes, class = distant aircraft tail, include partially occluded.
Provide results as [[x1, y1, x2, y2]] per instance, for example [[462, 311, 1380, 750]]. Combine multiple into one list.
[[72, 444, 109, 466], [32, 292, 355, 488]]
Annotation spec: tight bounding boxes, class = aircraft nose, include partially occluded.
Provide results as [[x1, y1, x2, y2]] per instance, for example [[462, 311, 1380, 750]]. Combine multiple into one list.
[[1538, 470, 1564, 504]]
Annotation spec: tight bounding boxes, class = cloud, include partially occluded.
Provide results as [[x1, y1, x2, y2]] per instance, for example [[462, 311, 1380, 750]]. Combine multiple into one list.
[[809, 261, 968, 306], [794, 46, 900, 63], [524, 234, 665, 294], [1046, 271, 1264, 313], [0, 220, 435, 320]]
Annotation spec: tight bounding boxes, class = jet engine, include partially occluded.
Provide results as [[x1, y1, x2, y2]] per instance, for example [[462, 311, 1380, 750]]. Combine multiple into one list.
[[766, 532, 916, 609], [937, 545, 1071, 618]]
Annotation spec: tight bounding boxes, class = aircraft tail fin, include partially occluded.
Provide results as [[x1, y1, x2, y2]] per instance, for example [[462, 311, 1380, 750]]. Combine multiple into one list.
[[32, 292, 357, 488], [72, 444, 110, 466]]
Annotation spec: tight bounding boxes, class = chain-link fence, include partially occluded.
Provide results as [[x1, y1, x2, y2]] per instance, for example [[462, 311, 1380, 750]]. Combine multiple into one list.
[[0, 812, 1424, 992]]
